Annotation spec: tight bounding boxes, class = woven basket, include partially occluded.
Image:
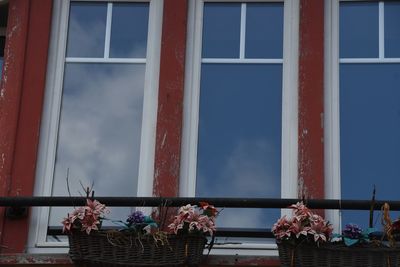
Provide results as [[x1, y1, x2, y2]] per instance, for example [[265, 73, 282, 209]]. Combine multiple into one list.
[[278, 241, 400, 267], [68, 230, 207, 266], [276, 241, 300, 267]]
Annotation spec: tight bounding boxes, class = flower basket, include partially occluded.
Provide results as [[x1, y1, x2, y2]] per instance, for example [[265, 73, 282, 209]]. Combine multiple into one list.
[[296, 243, 400, 267], [68, 230, 207, 266], [276, 241, 300, 267]]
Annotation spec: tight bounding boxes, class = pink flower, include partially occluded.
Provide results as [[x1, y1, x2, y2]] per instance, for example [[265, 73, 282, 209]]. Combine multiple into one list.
[[273, 202, 332, 244], [169, 204, 218, 236], [62, 216, 73, 233], [62, 199, 108, 235]]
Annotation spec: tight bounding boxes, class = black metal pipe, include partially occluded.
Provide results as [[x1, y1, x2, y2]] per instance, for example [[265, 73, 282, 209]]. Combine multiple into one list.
[[1, 196, 400, 210], [47, 226, 275, 238]]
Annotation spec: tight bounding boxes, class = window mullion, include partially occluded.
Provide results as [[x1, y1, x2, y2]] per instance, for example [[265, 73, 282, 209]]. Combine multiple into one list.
[[239, 3, 246, 59], [104, 3, 113, 59], [379, 1, 384, 59]]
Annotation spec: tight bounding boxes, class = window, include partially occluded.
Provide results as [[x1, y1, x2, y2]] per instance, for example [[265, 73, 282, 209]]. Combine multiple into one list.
[[181, 0, 299, 252], [325, 0, 400, 230], [28, 0, 162, 252], [0, 2, 8, 80]]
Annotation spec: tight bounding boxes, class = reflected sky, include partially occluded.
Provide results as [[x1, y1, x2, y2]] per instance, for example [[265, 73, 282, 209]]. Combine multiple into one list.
[[340, 2, 378, 58], [245, 3, 283, 59], [110, 3, 149, 58], [49, 63, 145, 226], [340, 64, 400, 228], [66, 2, 107, 58], [202, 3, 241, 58], [196, 64, 282, 228], [384, 2, 400, 58]]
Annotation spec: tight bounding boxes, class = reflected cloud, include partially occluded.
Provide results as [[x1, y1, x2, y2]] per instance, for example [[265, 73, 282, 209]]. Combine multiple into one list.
[[198, 139, 280, 198], [66, 3, 107, 58], [197, 139, 280, 228], [49, 64, 145, 226]]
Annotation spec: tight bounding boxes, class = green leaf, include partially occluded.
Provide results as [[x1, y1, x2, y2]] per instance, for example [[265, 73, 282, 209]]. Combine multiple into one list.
[[344, 237, 359, 246]]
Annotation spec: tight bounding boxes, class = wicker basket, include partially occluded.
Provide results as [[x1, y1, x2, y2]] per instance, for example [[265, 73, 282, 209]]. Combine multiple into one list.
[[278, 242, 400, 267], [68, 230, 207, 266], [276, 241, 300, 267]]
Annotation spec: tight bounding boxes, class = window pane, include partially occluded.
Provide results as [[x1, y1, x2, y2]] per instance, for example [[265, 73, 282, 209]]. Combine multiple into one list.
[[340, 2, 379, 58], [49, 63, 145, 226], [197, 64, 282, 228], [202, 3, 241, 58], [340, 63, 400, 228], [245, 3, 283, 59], [384, 2, 400, 58], [66, 2, 107, 58], [110, 3, 149, 58]]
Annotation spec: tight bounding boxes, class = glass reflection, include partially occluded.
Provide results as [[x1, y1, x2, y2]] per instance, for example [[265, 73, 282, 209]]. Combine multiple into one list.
[[66, 2, 107, 58], [340, 63, 400, 228], [384, 2, 400, 58], [340, 2, 379, 58], [110, 3, 149, 58], [197, 64, 282, 228], [202, 3, 241, 58], [49, 63, 145, 226], [245, 3, 283, 59]]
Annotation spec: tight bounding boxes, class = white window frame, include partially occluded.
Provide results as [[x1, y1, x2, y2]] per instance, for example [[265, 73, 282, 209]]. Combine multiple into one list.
[[324, 0, 400, 232], [27, 0, 163, 253], [180, 0, 299, 255]]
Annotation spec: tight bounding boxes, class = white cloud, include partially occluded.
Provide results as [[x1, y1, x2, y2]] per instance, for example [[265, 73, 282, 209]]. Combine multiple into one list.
[[49, 64, 145, 226]]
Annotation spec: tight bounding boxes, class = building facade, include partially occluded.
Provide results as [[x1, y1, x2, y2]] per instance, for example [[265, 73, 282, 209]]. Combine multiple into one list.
[[0, 0, 399, 266]]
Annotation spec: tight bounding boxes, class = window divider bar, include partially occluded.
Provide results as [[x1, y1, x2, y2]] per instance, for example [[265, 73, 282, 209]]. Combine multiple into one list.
[[201, 58, 283, 64], [379, 1, 384, 59], [65, 57, 146, 63], [239, 3, 246, 59], [339, 58, 400, 64], [104, 3, 113, 59]]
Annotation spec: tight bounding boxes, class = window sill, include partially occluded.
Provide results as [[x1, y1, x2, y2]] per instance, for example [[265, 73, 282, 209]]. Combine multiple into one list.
[[0, 253, 281, 266]]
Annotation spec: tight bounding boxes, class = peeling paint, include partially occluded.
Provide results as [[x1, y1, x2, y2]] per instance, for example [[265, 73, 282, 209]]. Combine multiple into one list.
[[161, 132, 167, 149]]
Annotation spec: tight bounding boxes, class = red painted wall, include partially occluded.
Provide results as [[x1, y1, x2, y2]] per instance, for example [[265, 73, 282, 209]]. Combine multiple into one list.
[[0, 0, 53, 253], [153, 0, 188, 198], [298, 0, 325, 200]]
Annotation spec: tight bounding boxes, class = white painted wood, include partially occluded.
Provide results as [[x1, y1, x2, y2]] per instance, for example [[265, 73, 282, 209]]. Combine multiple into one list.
[[340, 58, 400, 63], [379, 2, 384, 59], [202, 58, 283, 64], [104, 3, 113, 59], [136, 0, 163, 198], [65, 57, 147, 63], [324, 0, 341, 232], [240, 3, 246, 59], [280, 0, 299, 205], [180, 0, 204, 197]]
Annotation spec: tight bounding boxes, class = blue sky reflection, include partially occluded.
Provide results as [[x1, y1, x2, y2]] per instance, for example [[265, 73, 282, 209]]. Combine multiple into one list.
[[196, 64, 282, 228], [340, 63, 400, 228]]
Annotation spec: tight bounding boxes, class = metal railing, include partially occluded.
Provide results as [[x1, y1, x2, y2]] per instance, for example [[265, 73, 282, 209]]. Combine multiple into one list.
[[0, 196, 397, 238]]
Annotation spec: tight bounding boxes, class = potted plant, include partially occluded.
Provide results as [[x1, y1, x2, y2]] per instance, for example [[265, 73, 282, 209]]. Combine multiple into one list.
[[273, 202, 400, 267], [272, 202, 333, 267], [62, 200, 218, 266]]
